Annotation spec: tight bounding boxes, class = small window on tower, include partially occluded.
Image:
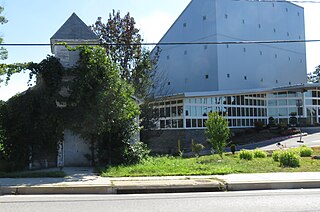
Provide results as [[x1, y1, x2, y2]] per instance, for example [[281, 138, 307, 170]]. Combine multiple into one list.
[[227, 74, 230, 78], [168, 82, 171, 86], [205, 75, 209, 79], [203, 16, 207, 20], [183, 23, 187, 28]]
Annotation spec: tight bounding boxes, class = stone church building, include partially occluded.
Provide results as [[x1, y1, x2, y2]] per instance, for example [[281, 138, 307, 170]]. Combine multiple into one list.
[[51, 13, 98, 167]]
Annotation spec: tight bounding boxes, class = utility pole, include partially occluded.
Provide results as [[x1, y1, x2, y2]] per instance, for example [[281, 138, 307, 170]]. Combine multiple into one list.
[[296, 99, 304, 143]]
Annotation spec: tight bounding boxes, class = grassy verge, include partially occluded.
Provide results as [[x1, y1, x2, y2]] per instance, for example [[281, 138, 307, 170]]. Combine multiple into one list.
[[0, 170, 66, 178], [101, 147, 320, 177]]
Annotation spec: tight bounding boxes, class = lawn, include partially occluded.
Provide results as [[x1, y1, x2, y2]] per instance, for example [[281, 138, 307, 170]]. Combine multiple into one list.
[[101, 147, 320, 177]]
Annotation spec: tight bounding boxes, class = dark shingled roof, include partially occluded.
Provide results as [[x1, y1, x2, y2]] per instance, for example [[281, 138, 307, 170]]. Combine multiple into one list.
[[51, 13, 97, 40]]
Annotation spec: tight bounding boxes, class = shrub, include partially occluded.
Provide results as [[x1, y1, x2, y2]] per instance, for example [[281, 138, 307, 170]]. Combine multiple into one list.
[[298, 146, 313, 157], [230, 144, 236, 155], [254, 121, 264, 131], [268, 116, 276, 127], [205, 112, 230, 158], [192, 142, 205, 157], [279, 151, 300, 167], [272, 150, 282, 162], [123, 141, 150, 165], [239, 149, 253, 160], [253, 149, 267, 158]]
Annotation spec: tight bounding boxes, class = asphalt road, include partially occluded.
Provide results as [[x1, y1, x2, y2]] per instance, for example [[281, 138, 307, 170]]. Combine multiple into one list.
[[1, 189, 320, 212], [261, 132, 320, 150]]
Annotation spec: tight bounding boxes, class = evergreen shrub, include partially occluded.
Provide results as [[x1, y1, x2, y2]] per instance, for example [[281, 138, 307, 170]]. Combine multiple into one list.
[[239, 149, 253, 160]]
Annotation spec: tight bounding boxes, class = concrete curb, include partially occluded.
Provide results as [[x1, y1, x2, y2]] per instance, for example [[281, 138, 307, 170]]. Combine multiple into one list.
[[0, 185, 113, 195], [226, 180, 320, 191], [112, 179, 224, 194], [3, 179, 320, 195], [0, 179, 224, 195]]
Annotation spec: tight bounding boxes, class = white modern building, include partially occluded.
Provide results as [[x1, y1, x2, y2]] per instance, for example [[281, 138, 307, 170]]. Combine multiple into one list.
[[153, 0, 306, 95], [149, 0, 318, 132]]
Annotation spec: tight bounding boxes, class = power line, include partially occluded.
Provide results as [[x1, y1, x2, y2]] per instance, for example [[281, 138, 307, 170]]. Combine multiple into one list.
[[0, 39, 320, 46]]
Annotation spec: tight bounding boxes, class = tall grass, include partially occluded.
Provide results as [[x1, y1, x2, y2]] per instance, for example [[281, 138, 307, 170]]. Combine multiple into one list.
[[101, 147, 320, 177]]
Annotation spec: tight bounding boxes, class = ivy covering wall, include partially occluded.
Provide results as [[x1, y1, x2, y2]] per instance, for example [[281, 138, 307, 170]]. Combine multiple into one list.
[[0, 46, 147, 170]]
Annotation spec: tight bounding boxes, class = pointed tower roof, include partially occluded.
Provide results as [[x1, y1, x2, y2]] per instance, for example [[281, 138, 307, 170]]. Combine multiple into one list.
[[51, 13, 97, 41]]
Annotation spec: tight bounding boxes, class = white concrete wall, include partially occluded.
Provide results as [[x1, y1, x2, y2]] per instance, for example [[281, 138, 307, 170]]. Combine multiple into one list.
[[154, 0, 307, 95], [216, 0, 307, 90], [154, 0, 219, 95], [52, 45, 80, 68]]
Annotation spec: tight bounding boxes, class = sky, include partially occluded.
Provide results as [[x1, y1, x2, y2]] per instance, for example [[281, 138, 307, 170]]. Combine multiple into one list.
[[0, 0, 320, 101]]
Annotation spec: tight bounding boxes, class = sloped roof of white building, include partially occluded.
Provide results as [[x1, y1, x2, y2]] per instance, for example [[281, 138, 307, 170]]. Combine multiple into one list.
[[155, 83, 320, 100]]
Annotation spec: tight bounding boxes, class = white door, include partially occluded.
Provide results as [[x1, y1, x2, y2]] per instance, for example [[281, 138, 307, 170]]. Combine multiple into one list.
[[63, 129, 91, 166]]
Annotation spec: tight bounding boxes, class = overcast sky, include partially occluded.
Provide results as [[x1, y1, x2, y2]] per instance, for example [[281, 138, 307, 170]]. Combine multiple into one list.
[[0, 0, 319, 100]]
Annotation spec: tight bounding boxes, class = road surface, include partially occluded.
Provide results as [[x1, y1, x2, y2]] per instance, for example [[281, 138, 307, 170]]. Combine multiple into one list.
[[1, 189, 320, 212], [261, 132, 320, 150]]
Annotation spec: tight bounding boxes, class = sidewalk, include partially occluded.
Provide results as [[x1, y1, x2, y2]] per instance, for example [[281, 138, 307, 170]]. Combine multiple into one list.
[[1, 167, 320, 195]]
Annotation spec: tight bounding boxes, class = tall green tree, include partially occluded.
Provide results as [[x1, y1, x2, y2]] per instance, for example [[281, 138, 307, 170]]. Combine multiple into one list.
[[308, 65, 320, 83], [0, 6, 8, 61], [0, 100, 6, 157], [0, 56, 64, 170], [67, 46, 141, 165], [0, 5, 8, 79], [91, 10, 158, 98], [205, 112, 230, 158], [0, 46, 146, 170]]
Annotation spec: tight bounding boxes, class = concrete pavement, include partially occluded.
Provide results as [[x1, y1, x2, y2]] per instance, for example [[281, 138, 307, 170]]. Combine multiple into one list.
[[1, 167, 320, 195]]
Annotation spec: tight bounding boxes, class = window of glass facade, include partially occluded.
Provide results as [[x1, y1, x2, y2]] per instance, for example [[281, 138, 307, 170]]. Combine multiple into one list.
[[153, 89, 320, 130]]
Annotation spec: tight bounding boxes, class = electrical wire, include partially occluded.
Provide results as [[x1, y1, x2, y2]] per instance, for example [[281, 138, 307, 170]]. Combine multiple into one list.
[[0, 39, 319, 46]]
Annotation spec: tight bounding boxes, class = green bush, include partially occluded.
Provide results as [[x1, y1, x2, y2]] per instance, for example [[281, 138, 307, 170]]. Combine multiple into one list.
[[192, 143, 205, 157], [239, 149, 253, 160], [298, 146, 313, 157], [253, 149, 267, 158], [230, 144, 236, 155], [123, 141, 150, 165], [205, 112, 230, 158], [254, 121, 264, 131], [279, 151, 300, 167], [272, 150, 282, 162]]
